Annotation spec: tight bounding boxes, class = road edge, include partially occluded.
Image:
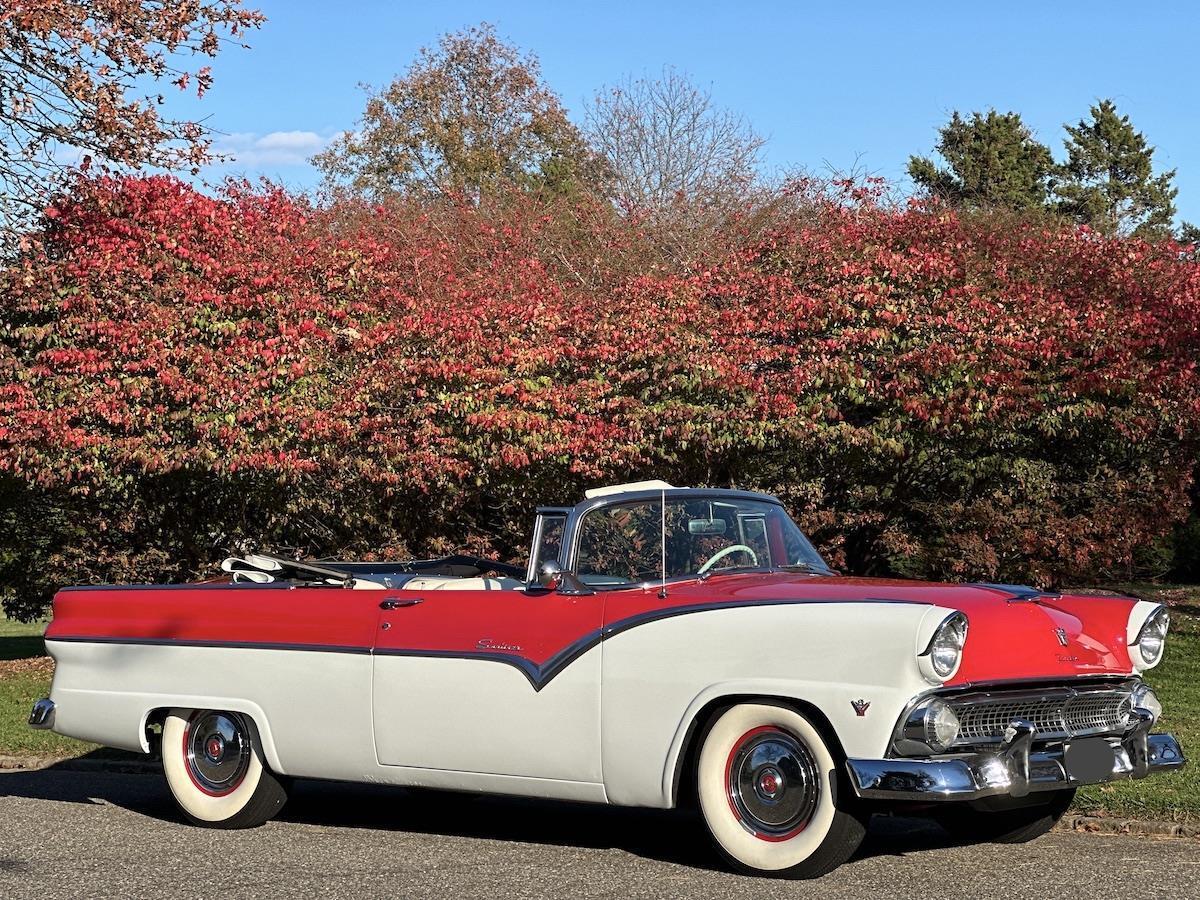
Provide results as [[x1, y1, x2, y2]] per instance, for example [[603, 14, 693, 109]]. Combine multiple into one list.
[[3, 752, 1198, 840], [0, 753, 161, 775], [1055, 814, 1198, 840]]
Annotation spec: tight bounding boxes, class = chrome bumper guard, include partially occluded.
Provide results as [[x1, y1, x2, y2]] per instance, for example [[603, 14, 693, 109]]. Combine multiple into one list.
[[28, 698, 55, 730], [848, 709, 1185, 802]]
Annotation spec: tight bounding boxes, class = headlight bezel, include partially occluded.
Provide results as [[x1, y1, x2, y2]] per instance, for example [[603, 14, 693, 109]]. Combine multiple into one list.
[[1130, 605, 1170, 670], [919, 611, 969, 683], [1131, 682, 1162, 723], [895, 697, 962, 755]]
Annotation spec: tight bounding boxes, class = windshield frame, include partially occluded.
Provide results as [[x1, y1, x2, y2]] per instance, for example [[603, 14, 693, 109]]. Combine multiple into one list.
[[562, 488, 834, 591]]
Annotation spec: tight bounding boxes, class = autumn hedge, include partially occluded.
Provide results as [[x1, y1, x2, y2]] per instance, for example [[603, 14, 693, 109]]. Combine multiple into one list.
[[1, 175, 1198, 619]]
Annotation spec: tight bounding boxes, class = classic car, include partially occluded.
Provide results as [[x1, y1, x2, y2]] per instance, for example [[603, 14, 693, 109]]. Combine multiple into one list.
[[30, 481, 1184, 878]]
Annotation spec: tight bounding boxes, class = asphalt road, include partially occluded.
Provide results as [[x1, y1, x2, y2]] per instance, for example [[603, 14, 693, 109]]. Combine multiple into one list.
[[2, 769, 1198, 899]]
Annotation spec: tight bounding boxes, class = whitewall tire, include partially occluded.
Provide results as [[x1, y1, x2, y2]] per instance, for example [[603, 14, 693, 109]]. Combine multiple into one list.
[[696, 703, 866, 878], [162, 708, 288, 828]]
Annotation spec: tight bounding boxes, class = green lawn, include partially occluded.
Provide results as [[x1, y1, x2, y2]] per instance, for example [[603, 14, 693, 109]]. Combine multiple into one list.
[[1, 588, 1197, 823], [0, 616, 48, 662], [1072, 584, 1200, 824], [0, 618, 94, 757]]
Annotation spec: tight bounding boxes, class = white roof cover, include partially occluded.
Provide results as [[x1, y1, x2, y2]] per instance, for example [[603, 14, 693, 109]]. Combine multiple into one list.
[[584, 480, 675, 499]]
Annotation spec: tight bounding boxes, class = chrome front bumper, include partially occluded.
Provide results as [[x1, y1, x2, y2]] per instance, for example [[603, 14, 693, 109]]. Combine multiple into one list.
[[28, 698, 55, 730], [848, 712, 1185, 801]]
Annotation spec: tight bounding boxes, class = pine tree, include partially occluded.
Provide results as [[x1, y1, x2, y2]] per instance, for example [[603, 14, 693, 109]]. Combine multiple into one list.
[[1055, 100, 1177, 239], [908, 110, 1055, 210]]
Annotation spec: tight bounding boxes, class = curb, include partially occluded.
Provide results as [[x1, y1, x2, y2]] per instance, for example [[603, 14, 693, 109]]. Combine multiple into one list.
[[1056, 814, 1198, 840]]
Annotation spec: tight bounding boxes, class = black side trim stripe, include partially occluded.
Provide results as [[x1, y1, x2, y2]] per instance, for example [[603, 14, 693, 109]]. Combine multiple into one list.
[[49, 596, 927, 692]]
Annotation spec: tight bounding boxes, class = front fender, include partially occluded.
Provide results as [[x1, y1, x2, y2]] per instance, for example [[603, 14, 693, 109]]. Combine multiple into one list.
[[600, 601, 950, 808], [659, 677, 923, 807]]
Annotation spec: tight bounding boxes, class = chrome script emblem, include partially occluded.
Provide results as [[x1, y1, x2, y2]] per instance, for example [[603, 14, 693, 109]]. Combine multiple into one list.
[[1054, 627, 1069, 647], [850, 699, 870, 717], [476, 638, 522, 653]]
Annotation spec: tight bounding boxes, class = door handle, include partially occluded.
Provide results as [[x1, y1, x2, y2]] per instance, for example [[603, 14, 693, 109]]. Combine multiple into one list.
[[380, 597, 423, 610]]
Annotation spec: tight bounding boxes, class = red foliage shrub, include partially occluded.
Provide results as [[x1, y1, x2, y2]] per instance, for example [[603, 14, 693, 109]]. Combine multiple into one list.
[[2, 175, 1199, 618]]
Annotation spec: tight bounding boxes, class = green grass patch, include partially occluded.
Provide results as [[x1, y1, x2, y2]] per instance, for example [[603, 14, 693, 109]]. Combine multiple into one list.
[[0, 618, 95, 758], [0, 616, 46, 661], [1072, 583, 1200, 824], [0, 665, 95, 757]]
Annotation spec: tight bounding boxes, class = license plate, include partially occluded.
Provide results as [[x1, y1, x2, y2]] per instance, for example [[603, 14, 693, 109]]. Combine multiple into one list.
[[1065, 737, 1116, 783]]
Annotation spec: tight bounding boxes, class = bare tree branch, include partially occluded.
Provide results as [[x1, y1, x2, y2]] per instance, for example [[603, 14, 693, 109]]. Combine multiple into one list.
[[0, 0, 263, 250]]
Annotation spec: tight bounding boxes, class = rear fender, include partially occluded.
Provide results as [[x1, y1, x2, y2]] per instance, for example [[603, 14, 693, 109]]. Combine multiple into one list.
[[137, 697, 283, 771]]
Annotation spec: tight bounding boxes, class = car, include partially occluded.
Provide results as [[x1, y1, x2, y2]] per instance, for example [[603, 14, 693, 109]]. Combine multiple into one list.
[[29, 481, 1185, 878]]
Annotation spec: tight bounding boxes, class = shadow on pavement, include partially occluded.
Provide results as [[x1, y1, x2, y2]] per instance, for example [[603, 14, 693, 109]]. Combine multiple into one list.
[[0, 764, 958, 871]]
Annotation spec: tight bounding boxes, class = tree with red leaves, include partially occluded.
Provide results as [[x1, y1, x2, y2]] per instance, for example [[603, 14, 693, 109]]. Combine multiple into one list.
[[1, 174, 1198, 619]]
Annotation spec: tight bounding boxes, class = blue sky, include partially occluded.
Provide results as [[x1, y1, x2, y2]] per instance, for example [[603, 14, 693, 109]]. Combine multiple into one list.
[[177, 1, 1200, 224]]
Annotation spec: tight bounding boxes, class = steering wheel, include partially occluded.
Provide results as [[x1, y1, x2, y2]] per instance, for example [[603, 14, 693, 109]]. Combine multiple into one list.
[[697, 544, 759, 575]]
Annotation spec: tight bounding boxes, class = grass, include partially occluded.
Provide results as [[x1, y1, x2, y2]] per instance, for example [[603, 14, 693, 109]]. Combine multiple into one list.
[[0, 616, 48, 662], [1, 587, 1197, 823], [1072, 583, 1200, 824], [0, 618, 94, 757]]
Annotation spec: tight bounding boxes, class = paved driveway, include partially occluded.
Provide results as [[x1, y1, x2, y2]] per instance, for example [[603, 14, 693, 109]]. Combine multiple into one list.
[[2, 768, 1197, 899]]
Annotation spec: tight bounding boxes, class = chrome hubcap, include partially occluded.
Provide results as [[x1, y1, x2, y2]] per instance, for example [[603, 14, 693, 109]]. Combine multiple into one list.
[[728, 728, 819, 836], [186, 712, 250, 795]]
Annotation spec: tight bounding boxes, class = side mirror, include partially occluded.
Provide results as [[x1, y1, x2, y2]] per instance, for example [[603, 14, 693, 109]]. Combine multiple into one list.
[[539, 559, 563, 591], [537, 560, 594, 596]]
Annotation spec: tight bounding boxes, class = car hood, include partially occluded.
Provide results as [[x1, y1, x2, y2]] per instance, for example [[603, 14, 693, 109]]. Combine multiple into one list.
[[665, 573, 1137, 685]]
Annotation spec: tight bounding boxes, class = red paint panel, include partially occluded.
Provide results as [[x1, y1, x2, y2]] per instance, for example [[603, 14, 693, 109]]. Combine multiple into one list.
[[46, 574, 1139, 686], [946, 592, 1135, 685], [47, 584, 381, 650], [373, 589, 602, 665]]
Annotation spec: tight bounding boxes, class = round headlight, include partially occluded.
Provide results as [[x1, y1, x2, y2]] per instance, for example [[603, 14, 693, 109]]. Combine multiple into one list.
[[925, 699, 961, 751], [898, 697, 963, 754], [1132, 683, 1162, 722], [1136, 607, 1169, 666], [924, 612, 969, 679]]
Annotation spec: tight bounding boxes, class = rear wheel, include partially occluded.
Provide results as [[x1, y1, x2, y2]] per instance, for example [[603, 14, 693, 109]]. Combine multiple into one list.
[[695, 703, 867, 878], [162, 708, 288, 828], [934, 788, 1075, 844]]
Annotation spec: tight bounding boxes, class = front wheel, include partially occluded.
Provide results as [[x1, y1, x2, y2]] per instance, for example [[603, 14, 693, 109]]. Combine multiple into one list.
[[162, 708, 288, 828], [933, 788, 1075, 844], [696, 703, 867, 878]]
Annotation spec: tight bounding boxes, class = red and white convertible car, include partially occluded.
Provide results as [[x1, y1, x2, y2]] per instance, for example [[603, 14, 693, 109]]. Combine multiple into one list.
[[31, 482, 1184, 877]]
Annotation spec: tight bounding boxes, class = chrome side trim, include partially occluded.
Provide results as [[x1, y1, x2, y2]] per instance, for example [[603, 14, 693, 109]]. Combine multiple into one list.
[[848, 731, 1185, 802], [28, 698, 55, 730]]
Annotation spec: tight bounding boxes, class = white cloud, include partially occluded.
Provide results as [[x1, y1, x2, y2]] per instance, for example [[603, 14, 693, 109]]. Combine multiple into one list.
[[213, 130, 335, 168]]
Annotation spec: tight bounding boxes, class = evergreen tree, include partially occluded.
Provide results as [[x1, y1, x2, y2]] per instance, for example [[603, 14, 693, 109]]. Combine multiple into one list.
[[908, 110, 1055, 210], [1055, 100, 1177, 239]]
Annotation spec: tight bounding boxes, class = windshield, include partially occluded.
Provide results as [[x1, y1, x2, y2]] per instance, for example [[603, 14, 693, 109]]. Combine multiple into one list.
[[574, 496, 830, 588]]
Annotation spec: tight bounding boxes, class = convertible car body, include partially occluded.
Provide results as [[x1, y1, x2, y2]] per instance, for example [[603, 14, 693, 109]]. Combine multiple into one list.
[[31, 482, 1184, 877]]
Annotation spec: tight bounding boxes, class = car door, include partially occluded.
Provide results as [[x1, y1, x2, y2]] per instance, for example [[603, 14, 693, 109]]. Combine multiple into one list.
[[371, 518, 603, 782]]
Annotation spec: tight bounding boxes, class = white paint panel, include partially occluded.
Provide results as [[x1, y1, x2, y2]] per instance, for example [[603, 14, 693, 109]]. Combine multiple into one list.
[[46, 639, 608, 803], [46, 641, 375, 780], [372, 652, 603, 783], [599, 602, 948, 807]]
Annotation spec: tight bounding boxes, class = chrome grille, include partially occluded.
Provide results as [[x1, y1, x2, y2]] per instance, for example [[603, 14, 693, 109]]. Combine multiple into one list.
[[948, 689, 1132, 745]]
